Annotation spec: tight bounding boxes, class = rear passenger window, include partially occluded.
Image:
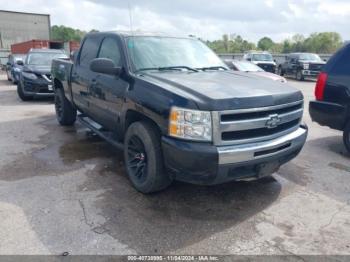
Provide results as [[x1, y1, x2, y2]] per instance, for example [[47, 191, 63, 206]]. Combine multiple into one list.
[[98, 37, 122, 66], [79, 37, 100, 67]]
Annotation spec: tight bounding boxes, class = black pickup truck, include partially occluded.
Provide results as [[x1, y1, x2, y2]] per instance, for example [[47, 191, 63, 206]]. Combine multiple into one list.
[[52, 32, 308, 193], [278, 53, 326, 81], [309, 43, 350, 151]]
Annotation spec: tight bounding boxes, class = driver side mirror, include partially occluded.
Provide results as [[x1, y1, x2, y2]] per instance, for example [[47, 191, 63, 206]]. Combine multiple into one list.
[[90, 58, 122, 76], [16, 60, 24, 66]]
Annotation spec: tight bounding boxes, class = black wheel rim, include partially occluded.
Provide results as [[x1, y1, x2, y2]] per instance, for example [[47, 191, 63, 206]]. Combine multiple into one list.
[[55, 93, 63, 119], [127, 135, 148, 182]]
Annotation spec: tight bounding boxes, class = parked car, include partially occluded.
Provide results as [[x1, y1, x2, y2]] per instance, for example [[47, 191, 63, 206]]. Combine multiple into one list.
[[243, 51, 276, 73], [309, 43, 350, 151], [52, 32, 307, 193], [17, 49, 68, 101], [5, 54, 26, 84], [278, 53, 326, 81], [224, 59, 287, 83]]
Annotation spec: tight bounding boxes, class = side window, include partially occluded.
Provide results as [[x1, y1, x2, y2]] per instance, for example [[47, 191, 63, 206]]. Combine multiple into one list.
[[98, 37, 122, 66], [79, 37, 100, 67], [332, 50, 350, 75]]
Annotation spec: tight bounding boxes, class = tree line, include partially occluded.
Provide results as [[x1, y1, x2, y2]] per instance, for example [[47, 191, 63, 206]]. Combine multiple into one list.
[[51, 25, 98, 42], [206, 32, 343, 54], [51, 25, 344, 54]]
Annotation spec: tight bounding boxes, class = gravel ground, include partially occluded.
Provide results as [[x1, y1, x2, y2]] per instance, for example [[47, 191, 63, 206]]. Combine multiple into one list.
[[0, 72, 349, 255]]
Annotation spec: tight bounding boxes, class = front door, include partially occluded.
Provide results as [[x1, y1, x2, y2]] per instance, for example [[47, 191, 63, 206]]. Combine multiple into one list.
[[89, 36, 129, 131]]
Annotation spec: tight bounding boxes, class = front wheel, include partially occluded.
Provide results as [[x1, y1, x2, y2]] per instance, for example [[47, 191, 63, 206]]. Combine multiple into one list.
[[277, 66, 284, 76], [17, 82, 33, 101], [124, 121, 172, 193], [296, 70, 304, 81], [343, 123, 350, 153], [55, 87, 77, 126]]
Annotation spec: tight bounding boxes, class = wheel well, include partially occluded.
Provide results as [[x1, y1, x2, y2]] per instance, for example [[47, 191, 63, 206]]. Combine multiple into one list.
[[125, 110, 162, 136]]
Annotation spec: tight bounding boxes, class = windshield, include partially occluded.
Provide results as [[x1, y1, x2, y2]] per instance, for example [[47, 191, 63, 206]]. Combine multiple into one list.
[[26, 52, 68, 66], [252, 54, 273, 61], [127, 36, 226, 71], [233, 61, 264, 72], [298, 53, 322, 62]]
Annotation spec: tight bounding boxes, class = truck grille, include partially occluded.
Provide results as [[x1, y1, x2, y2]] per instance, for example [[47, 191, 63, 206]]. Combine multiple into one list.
[[309, 64, 324, 71], [212, 100, 303, 146], [257, 63, 276, 73]]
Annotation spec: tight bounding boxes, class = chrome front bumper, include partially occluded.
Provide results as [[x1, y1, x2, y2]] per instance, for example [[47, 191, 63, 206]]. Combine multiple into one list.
[[217, 127, 307, 165]]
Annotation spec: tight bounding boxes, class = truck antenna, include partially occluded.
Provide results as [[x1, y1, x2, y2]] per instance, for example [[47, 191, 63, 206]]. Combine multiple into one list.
[[128, 1, 133, 33]]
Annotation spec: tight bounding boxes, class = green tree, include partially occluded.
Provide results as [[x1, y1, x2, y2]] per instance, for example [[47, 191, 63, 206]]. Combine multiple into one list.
[[51, 25, 98, 42], [257, 37, 274, 51]]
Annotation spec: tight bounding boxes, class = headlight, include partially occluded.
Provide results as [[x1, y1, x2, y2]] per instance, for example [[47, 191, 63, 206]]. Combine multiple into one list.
[[14, 67, 21, 72], [169, 107, 212, 141], [22, 72, 37, 80], [303, 63, 309, 70]]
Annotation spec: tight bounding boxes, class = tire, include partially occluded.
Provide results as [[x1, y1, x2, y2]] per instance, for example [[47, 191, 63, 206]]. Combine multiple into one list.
[[17, 82, 33, 101], [124, 121, 172, 193], [6, 70, 11, 81], [296, 70, 304, 81], [343, 122, 350, 153], [55, 87, 77, 126], [277, 66, 284, 76]]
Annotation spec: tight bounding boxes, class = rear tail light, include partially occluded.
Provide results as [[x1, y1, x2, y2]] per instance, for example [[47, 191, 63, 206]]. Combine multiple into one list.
[[315, 72, 328, 101]]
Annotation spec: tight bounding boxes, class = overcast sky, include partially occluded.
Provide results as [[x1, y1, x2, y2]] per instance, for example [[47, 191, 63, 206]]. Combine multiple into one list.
[[1, 0, 350, 42]]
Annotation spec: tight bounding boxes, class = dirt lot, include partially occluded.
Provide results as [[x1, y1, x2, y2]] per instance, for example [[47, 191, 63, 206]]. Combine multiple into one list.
[[0, 72, 349, 255]]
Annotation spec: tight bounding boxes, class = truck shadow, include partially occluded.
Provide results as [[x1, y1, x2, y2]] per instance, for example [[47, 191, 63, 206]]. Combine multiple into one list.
[[77, 150, 282, 253]]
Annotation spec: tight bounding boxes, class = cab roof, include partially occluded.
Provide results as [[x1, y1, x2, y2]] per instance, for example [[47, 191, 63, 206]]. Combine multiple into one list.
[[86, 31, 195, 39]]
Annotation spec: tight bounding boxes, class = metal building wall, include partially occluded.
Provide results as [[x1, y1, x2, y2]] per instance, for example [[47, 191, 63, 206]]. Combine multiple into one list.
[[0, 10, 50, 49]]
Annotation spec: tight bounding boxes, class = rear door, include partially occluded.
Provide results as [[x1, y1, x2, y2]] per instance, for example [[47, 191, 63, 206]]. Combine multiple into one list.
[[71, 35, 101, 114], [90, 36, 129, 131]]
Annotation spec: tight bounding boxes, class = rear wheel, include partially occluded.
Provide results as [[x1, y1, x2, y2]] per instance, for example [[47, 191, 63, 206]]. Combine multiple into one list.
[[55, 87, 77, 126], [343, 122, 350, 153], [6, 70, 11, 81], [124, 121, 172, 193], [17, 82, 33, 101], [296, 70, 304, 81]]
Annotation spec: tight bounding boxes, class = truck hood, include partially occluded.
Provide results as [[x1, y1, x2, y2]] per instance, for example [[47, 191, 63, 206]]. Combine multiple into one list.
[[23, 65, 51, 74], [299, 60, 326, 64], [253, 61, 276, 65], [143, 71, 303, 111]]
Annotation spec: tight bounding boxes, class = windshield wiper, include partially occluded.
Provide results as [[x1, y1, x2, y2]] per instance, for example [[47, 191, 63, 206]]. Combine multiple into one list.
[[197, 66, 228, 71], [136, 66, 198, 73]]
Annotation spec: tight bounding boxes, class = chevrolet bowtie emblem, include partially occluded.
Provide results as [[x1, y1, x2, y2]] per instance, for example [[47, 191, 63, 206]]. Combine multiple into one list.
[[266, 114, 281, 129]]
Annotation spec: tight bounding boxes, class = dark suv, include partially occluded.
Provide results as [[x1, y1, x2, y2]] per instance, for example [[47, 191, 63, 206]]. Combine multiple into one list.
[[17, 49, 67, 101], [278, 53, 326, 81], [5, 54, 26, 84], [309, 43, 350, 151]]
